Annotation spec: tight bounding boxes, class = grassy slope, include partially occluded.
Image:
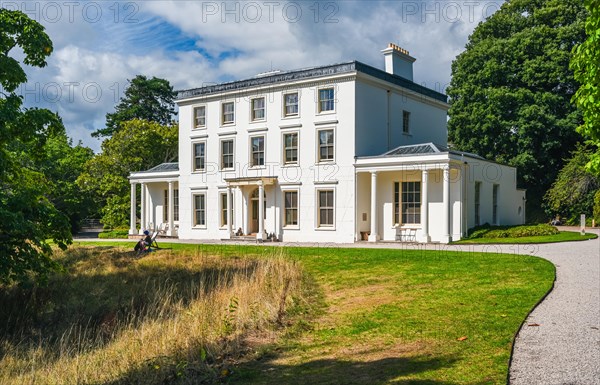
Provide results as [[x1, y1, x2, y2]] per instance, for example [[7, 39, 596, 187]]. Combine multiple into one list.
[[71, 242, 554, 384]]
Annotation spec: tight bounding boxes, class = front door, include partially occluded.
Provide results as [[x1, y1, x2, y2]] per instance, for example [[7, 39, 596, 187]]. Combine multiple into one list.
[[249, 188, 266, 234]]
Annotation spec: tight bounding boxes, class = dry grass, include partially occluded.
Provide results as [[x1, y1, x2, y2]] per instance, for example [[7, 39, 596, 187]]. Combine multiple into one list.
[[0, 246, 308, 385]]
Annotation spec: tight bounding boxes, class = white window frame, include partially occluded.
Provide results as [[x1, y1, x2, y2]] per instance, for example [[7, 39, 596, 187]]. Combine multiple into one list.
[[317, 87, 335, 114], [282, 189, 299, 228], [316, 128, 335, 163], [316, 188, 335, 229], [162, 188, 180, 223], [282, 131, 299, 165], [250, 97, 266, 122], [192, 141, 206, 173], [394, 181, 421, 225], [192, 193, 207, 228], [220, 192, 234, 228], [249, 135, 266, 168], [221, 101, 235, 125], [220, 138, 235, 170], [193, 105, 206, 129], [283, 92, 299, 117]]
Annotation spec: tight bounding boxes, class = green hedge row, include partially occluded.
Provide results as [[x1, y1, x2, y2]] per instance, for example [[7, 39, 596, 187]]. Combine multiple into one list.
[[467, 224, 559, 239]]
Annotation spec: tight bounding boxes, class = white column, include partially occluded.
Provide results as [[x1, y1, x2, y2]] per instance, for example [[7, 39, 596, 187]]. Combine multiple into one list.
[[442, 166, 450, 243], [130, 182, 137, 235], [139, 182, 146, 235], [421, 170, 430, 242], [167, 181, 174, 236], [257, 182, 266, 240], [368, 171, 379, 242], [226, 186, 233, 237]]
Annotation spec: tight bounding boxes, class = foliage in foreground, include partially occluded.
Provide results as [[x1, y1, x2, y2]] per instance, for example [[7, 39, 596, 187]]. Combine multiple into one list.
[[0, 9, 72, 284], [0, 247, 309, 385], [571, 0, 600, 174], [466, 224, 560, 239], [544, 146, 600, 224]]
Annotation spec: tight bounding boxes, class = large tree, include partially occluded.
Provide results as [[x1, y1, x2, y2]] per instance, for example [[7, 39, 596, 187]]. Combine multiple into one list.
[[571, 0, 600, 175], [0, 9, 71, 284], [447, 0, 587, 219], [92, 75, 176, 138], [79, 119, 178, 228]]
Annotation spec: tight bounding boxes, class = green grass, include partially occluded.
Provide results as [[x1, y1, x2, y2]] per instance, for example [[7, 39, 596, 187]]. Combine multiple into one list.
[[453, 231, 597, 244], [64, 241, 555, 384]]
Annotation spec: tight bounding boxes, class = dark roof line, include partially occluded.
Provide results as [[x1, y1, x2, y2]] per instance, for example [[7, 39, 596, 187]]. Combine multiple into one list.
[[138, 162, 179, 173], [176, 61, 447, 103]]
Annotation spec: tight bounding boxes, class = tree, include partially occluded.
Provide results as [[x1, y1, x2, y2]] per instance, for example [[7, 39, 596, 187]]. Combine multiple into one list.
[[571, 0, 600, 175], [37, 132, 96, 232], [543, 146, 600, 224], [79, 119, 178, 228], [1, 9, 71, 284], [446, 0, 587, 219], [92, 75, 176, 138]]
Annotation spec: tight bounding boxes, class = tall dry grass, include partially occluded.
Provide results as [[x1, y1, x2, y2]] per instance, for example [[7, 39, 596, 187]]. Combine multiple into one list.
[[0, 246, 307, 384]]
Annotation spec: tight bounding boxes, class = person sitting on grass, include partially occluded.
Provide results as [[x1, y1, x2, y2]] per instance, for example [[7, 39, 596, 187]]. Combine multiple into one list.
[[133, 230, 153, 253]]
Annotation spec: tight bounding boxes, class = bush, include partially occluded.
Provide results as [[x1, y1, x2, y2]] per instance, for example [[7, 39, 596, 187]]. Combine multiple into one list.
[[467, 224, 559, 239]]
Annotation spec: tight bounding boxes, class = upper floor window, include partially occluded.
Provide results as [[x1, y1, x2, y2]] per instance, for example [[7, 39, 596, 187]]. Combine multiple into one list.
[[283, 132, 298, 165], [221, 139, 235, 170], [284, 92, 299, 117], [250, 136, 265, 167], [318, 88, 335, 113], [251, 97, 265, 121], [193, 142, 206, 172], [194, 106, 206, 128], [317, 129, 334, 162], [222, 102, 235, 125], [403, 110, 411, 134]]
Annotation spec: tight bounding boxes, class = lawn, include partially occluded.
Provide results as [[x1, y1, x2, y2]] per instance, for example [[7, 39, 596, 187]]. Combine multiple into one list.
[[1, 241, 555, 384], [452, 231, 597, 244]]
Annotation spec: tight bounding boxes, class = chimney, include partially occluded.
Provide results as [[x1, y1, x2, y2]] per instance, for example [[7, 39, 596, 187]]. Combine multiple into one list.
[[381, 43, 416, 81]]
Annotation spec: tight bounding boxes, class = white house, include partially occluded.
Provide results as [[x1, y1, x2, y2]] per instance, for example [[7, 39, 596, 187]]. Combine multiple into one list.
[[129, 44, 526, 243]]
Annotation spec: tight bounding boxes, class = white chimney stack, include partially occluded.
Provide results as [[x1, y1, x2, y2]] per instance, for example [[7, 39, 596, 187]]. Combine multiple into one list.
[[381, 43, 416, 81]]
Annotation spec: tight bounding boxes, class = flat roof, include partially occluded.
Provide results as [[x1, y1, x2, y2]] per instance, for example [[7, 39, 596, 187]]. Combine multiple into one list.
[[176, 61, 447, 103]]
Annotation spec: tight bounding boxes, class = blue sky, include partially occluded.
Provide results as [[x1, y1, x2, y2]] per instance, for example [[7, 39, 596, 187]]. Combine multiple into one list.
[[4, 0, 504, 152]]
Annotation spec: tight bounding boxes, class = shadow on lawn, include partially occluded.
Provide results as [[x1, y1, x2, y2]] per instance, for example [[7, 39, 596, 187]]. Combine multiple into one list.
[[229, 353, 462, 385]]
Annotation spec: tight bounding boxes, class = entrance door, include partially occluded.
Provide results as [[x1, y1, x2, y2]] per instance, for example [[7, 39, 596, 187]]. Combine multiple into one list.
[[250, 188, 265, 234]]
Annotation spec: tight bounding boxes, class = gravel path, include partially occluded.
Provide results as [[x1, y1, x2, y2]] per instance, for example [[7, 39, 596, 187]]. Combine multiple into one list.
[[508, 229, 600, 385]]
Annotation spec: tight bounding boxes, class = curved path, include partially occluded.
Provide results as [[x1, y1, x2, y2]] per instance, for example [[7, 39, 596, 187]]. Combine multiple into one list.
[[508, 229, 600, 385]]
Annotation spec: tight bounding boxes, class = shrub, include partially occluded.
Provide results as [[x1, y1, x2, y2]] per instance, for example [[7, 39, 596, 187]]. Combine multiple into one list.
[[98, 228, 130, 239], [467, 224, 559, 239]]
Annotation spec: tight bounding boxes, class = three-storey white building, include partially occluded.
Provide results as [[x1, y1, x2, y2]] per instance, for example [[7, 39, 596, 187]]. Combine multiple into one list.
[[129, 44, 526, 243]]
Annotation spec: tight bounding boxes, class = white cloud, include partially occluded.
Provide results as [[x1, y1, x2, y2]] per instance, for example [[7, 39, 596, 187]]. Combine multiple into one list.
[[15, 0, 504, 152]]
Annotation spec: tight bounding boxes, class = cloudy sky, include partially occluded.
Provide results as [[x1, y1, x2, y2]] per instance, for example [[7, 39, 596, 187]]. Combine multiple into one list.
[[7, 0, 504, 152]]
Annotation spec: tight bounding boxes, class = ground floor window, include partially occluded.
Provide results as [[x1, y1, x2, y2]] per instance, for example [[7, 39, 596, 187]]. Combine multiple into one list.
[[193, 194, 206, 227], [317, 189, 334, 227], [283, 190, 298, 226], [220, 192, 234, 227], [492, 184, 499, 225], [394, 181, 421, 225], [475, 182, 482, 226], [163, 188, 179, 222]]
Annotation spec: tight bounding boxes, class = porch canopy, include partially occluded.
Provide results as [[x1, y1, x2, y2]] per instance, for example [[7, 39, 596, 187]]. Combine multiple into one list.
[[224, 176, 277, 240], [129, 162, 179, 236], [354, 143, 482, 243]]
